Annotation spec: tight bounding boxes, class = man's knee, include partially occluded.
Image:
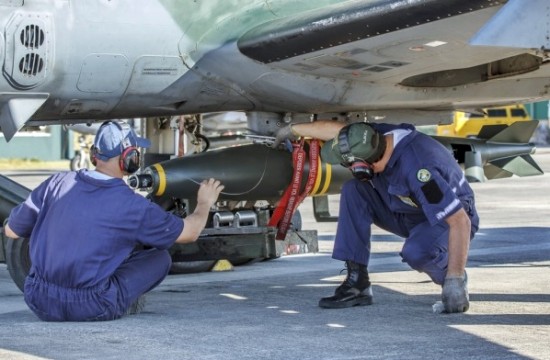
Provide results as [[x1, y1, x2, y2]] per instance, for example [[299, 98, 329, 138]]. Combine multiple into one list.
[[160, 250, 172, 274], [122, 248, 172, 281], [401, 242, 431, 270], [147, 249, 172, 276], [341, 180, 361, 198], [400, 241, 447, 284]]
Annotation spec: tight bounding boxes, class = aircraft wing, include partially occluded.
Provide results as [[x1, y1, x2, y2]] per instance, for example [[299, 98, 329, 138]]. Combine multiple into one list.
[[240, 0, 514, 75], [233, 0, 549, 115]]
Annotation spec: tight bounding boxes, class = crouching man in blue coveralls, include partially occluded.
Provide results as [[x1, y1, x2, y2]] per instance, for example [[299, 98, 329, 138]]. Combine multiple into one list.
[[274, 121, 479, 313], [3, 121, 224, 321]]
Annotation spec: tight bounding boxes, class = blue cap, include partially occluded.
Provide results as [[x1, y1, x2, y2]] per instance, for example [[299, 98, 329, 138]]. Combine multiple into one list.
[[93, 121, 151, 161]]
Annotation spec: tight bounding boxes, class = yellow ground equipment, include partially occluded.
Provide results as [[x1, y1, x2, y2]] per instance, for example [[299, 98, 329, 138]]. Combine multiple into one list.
[[437, 105, 531, 138]]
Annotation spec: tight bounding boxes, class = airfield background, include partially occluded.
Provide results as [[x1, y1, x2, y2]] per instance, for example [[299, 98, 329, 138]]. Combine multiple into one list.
[[0, 101, 549, 161]]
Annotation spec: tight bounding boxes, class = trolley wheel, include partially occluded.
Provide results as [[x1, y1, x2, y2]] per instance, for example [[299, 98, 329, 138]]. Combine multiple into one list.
[[4, 236, 30, 292], [169, 260, 216, 274]]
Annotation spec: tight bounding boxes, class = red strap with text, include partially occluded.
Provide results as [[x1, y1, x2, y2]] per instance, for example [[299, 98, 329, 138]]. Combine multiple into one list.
[[269, 139, 320, 240]]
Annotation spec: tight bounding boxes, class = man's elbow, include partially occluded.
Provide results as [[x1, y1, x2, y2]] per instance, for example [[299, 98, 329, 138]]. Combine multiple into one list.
[[3, 223, 20, 239], [446, 208, 471, 229], [174, 223, 202, 244]]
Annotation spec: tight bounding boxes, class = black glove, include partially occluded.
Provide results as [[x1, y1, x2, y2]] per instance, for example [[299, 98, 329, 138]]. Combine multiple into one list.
[[441, 273, 469, 313], [271, 124, 299, 148]]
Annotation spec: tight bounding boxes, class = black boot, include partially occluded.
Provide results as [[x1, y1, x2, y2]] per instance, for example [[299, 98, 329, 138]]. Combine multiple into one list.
[[319, 261, 373, 309]]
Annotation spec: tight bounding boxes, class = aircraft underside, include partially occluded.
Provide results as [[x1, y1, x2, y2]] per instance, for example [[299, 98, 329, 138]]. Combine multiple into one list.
[[0, 0, 546, 135], [1, 0, 550, 289]]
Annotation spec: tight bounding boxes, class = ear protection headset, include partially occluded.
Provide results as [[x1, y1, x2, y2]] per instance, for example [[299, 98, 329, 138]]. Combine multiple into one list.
[[90, 121, 141, 174], [337, 124, 386, 182]]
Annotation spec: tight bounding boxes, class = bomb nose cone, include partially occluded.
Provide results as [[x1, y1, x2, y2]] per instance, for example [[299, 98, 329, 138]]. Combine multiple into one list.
[[128, 174, 153, 190]]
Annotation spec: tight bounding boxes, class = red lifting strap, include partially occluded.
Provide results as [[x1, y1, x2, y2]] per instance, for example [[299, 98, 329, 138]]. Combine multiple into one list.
[[269, 139, 320, 240]]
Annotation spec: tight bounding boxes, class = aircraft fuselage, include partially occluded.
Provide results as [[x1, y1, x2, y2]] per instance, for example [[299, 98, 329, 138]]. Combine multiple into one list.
[[0, 0, 549, 140]]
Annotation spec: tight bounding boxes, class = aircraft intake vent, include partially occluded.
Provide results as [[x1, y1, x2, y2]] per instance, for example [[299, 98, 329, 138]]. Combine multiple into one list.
[[20, 24, 45, 49], [3, 13, 52, 89], [17, 24, 45, 77], [19, 53, 44, 76]]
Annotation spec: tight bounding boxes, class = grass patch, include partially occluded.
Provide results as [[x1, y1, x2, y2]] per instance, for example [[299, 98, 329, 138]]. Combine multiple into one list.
[[0, 158, 70, 170]]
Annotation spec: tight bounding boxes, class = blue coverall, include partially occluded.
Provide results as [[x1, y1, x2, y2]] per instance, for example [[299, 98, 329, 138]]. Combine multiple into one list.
[[332, 123, 479, 285], [8, 170, 184, 321]]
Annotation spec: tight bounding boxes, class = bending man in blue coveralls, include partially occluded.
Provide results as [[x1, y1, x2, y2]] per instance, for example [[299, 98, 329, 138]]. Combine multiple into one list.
[[3, 121, 224, 321], [274, 121, 479, 313]]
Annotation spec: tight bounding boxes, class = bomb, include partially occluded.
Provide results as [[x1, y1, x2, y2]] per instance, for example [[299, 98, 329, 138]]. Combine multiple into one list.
[[130, 143, 353, 201]]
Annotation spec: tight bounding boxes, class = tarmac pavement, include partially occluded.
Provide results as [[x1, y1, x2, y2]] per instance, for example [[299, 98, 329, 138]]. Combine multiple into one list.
[[0, 149, 549, 360]]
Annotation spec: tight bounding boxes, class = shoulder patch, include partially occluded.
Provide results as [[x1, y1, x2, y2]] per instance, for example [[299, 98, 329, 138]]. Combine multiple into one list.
[[417, 169, 431, 183], [421, 179, 443, 204]]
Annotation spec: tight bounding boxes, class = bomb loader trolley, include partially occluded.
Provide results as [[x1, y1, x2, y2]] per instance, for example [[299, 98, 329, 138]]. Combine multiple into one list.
[[136, 117, 331, 274]]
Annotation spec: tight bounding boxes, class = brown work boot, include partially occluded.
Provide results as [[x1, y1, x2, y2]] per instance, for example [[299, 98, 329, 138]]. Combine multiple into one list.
[[319, 261, 373, 309]]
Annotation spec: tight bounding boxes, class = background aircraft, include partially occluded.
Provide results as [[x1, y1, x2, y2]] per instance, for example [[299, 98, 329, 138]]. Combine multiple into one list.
[[1, 0, 549, 289]]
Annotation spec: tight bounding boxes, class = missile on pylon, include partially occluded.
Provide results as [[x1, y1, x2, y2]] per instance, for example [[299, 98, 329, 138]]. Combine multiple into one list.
[[433, 121, 543, 182], [131, 143, 352, 202]]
